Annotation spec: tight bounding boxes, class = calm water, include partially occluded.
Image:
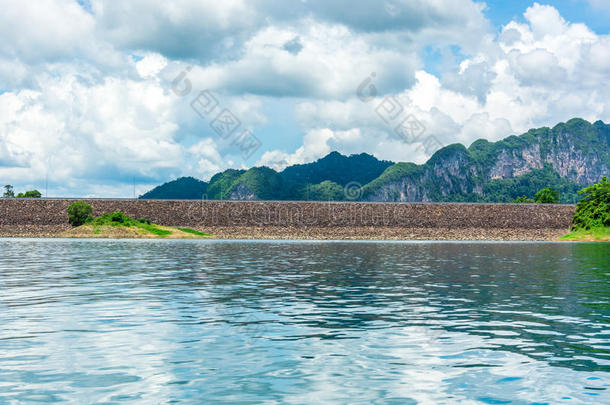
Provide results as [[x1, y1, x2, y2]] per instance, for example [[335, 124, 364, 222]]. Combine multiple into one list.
[[0, 239, 608, 404]]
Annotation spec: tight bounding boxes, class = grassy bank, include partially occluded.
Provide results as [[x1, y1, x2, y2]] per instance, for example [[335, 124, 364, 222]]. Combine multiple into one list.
[[558, 227, 610, 242], [62, 211, 211, 239], [559, 177, 609, 242]]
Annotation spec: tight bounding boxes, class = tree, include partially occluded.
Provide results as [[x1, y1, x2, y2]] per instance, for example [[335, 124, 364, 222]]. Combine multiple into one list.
[[535, 187, 559, 204], [571, 177, 610, 230], [3, 185, 15, 198], [16, 190, 42, 198], [513, 195, 534, 203], [67, 202, 93, 227], [24, 190, 41, 198]]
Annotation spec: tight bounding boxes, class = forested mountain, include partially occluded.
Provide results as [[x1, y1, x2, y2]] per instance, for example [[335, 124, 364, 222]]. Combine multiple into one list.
[[141, 152, 394, 201], [140, 118, 609, 203], [278, 152, 394, 199], [139, 177, 208, 200]]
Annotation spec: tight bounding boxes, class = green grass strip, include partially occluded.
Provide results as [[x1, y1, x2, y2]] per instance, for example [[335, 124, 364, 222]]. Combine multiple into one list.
[[559, 227, 610, 241], [177, 228, 211, 236]]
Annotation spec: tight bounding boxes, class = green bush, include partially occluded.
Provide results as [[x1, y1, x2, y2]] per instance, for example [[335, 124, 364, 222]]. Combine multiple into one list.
[[535, 187, 560, 204], [111, 211, 127, 223], [17, 190, 42, 198], [89, 212, 137, 227], [138, 217, 152, 224], [571, 177, 610, 230], [513, 195, 534, 203], [67, 202, 93, 227], [24, 190, 42, 198]]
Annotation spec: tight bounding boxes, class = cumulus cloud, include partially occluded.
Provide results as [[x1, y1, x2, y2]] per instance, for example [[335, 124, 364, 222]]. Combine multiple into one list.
[[1, 1, 609, 196], [262, 3, 610, 167], [88, 0, 489, 60], [91, 0, 259, 61], [170, 22, 421, 99], [257, 127, 424, 170]]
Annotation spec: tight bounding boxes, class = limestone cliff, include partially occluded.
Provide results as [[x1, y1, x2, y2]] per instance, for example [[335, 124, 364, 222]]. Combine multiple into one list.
[[362, 118, 609, 202]]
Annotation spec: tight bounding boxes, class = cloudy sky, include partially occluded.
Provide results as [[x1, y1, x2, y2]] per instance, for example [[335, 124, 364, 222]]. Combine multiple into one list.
[[1, 0, 610, 197]]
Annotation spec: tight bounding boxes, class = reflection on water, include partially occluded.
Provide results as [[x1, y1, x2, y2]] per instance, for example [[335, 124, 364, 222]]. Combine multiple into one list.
[[0, 239, 608, 403]]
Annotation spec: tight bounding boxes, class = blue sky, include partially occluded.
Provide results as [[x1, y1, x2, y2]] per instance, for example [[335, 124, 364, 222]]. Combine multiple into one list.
[[1, 0, 610, 197], [485, 0, 610, 32]]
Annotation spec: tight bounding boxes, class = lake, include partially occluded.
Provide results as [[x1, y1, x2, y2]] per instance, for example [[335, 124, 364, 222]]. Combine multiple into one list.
[[0, 239, 608, 404]]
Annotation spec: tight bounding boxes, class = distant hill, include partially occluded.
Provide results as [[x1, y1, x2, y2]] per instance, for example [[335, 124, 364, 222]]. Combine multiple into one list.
[[141, 152, 394, 201], [139, 177, 207, 200], [140, 118, 610, 203], [278, 151, 394, 199]]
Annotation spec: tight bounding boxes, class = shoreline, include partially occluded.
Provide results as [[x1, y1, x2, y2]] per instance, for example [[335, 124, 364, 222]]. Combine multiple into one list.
[[0, 225, 569, 241]]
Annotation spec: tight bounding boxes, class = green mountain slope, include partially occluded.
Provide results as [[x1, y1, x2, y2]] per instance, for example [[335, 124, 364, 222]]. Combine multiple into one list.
[[226, 167, 284, 200], [206, 169, 246, 199], [139, 177, 208, 200], [278, 151, 394, 199]]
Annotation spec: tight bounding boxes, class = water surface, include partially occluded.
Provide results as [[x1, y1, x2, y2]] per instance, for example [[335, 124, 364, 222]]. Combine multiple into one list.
[[0, 239, 608, 403]]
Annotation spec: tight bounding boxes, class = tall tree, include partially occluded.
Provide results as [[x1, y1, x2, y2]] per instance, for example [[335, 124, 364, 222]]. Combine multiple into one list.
[[3, 185, 15, 198]]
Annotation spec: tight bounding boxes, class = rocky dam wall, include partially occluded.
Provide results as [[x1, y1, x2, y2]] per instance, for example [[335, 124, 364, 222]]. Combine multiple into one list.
[[0, 199, 575, 229]]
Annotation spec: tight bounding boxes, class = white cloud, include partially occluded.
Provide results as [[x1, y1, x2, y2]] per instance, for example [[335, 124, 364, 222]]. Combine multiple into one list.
[[87, 0, 489, 60], [0, 0, 95, 63], [91, 0, 259, 60], [273, 3, 610, 168], [135, 53, 168, 79], [176, 22, 420, 99], [0, 1, 609, 196], [257, 125, 434, 171], [0, 70, 185, 195]]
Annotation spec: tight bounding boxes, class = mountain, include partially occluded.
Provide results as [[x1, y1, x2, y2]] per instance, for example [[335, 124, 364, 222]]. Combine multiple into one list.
[[140, 118, 610, 202], [226, 167, 283, 200], [362, 118, 609, 203], [206, 169, 246, 199], [140, 152, 394, 201], [278, 151, 394, 199], [139, 176, 207, 200]]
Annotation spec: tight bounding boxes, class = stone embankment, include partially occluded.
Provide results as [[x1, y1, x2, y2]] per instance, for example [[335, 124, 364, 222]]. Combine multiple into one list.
[[0, 199, 575, 240]]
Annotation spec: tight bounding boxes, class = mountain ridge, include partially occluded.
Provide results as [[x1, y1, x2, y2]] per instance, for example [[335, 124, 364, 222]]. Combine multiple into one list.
[[140, 118, 610, 203]]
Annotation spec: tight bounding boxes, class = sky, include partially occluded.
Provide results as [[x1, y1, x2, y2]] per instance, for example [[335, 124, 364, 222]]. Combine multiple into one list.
[[1, 0, 610, 197]]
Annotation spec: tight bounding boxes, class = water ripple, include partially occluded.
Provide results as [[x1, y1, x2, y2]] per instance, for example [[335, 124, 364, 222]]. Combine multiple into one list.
[[0, 239, 608, 403]]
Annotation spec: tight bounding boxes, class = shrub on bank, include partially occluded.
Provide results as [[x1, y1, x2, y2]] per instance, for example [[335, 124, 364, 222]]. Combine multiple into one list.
[[91, 211, 136, 226], [571, 177, 610, 231], [67, 202, 93, 226], [87, 211, 173, 237]]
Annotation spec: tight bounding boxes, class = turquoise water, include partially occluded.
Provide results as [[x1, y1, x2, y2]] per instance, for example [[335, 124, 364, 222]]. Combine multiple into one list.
[[0, 239, 608, 404]]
